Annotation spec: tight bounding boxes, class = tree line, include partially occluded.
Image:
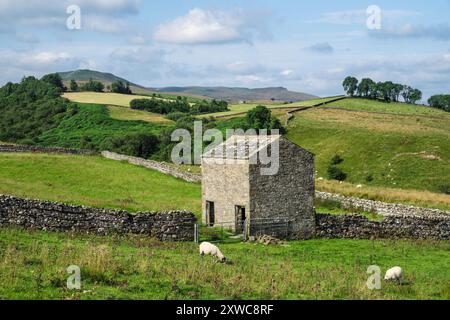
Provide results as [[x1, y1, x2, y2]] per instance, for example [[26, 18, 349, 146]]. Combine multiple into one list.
[[428, 95, 450, 112], [342, 76, 422, 104], [70, 78, 132, 94], [130, 97, 230, 116]]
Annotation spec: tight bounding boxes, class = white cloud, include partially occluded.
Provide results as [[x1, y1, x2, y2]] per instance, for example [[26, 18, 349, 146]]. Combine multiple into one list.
[[0, 50, 81, 75], [0, 0, 140, 32], [280, 70, 293, 76], [236, 74, 272, 85], [154, 8, 271, 45]]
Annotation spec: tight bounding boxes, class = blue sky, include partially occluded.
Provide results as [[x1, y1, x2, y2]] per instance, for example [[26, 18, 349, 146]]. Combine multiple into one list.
[[0, 0, 449, 100]]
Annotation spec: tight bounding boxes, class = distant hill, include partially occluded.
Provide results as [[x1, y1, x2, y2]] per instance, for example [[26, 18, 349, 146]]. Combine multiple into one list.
[[155, 86, 317, 103], [58, 70, 317, 103], [59, 70, 141, 87]]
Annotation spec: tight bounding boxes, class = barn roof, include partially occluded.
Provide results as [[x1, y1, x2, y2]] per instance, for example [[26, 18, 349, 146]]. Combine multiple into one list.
[[202, 135, 282, 160]]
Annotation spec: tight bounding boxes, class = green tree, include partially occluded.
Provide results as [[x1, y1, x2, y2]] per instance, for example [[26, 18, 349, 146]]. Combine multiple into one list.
[[111, 81, 132, 94], [392, 83, 403, 102], [368, 81, 379, 100], [245, 105, 287, 134], [401, 85, 412, 103], [80, 79, 104, 92], [378, 81, 395, 102], [101, 133, 159, 159], [409, 89, 422, 105], [343, 76, 359, 97], [357, 78, 375, 98], [41, 73, 65, 91], [327, 155, 347, 181], [428, 95, 450, 112], [70, 80, 78, 92]]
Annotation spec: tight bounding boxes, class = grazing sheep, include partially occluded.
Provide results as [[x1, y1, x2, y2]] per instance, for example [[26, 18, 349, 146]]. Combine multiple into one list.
[[199, 242, 226, 263], [384, 267, 403, 283]]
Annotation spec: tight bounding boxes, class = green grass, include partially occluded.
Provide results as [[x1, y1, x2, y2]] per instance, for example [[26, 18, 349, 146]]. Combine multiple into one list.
[[38, 103, 169, 150], [330, 98, 450, 118], [199, 96, 343, 119], [287, 106, 450, 194], [0, 153, 200, 214], [63, 92, 169, 108], [106, 105, 173, 124], [0, 228, 449, 300], [280, 96, 346, 108]]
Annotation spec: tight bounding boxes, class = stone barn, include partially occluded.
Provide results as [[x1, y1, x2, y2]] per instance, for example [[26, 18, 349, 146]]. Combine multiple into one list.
[[201, 135, 315, 239]]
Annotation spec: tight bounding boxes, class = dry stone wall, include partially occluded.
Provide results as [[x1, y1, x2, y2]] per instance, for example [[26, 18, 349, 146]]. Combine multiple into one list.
[[0, 195, 196, 241], [101, 151, 201, 183], [0, 144, 96, 155], [316, 191, 450, 218], [316, 213, 450, 240]]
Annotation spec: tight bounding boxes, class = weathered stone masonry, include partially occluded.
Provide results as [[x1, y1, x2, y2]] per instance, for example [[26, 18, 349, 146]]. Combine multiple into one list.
[[0, 195, 196, 241], [316, 214, 450, 240], [0, 144, 96, 155], [102, 151, 201, 183]]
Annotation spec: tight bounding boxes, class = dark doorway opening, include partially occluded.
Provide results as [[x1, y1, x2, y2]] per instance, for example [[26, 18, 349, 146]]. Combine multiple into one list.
[[206, 201, 215, 227], [235, 206, 246, 233]]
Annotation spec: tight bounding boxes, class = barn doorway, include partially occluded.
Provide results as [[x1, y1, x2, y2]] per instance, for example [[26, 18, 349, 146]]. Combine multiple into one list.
[[235, 206, 246, 233], [206, 201, 215, 227]]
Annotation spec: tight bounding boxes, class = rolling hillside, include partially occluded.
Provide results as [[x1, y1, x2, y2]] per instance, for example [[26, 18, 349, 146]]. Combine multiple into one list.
[[58, 69, 317, 103], [59, 90, 450, 199], [286, 98, 450, 195], [58, 70, 204, 100], [156, 86, 317, 103]]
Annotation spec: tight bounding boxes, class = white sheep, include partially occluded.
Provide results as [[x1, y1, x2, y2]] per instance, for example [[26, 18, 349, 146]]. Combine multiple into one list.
[[199, 242, 226, 263], [384, 267, 403, 283]]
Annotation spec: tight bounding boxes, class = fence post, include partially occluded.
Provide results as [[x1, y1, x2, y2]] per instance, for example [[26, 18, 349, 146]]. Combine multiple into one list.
[[243, 220, 250, 241], [194, 224, 199, 243]]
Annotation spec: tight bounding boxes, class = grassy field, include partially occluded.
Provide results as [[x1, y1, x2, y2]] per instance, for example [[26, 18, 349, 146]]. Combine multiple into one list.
[[287, 100, 450, 195], [63, 92, 166, 108], [0, 153, 200, 214], [329, 98, 450, 118], [106, 105, 173, 124], [0, 228, 449, 300], [199, 96, 343, 119], [0, 151, 448, 216]]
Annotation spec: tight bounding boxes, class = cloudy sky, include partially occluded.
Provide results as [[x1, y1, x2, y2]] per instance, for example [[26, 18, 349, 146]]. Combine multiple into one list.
[[0, 0, 449, 99]]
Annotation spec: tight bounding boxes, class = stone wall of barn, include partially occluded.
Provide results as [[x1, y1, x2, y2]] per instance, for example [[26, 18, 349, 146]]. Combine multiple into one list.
[[249, 138, 316, 240]]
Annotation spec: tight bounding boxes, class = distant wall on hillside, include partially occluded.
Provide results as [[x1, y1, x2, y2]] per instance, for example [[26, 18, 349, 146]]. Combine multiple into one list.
[[316, 213, 450, 240], [0, 195, 195, 241], [0, 144, 96, 155], [101, 151, 202, 183]]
